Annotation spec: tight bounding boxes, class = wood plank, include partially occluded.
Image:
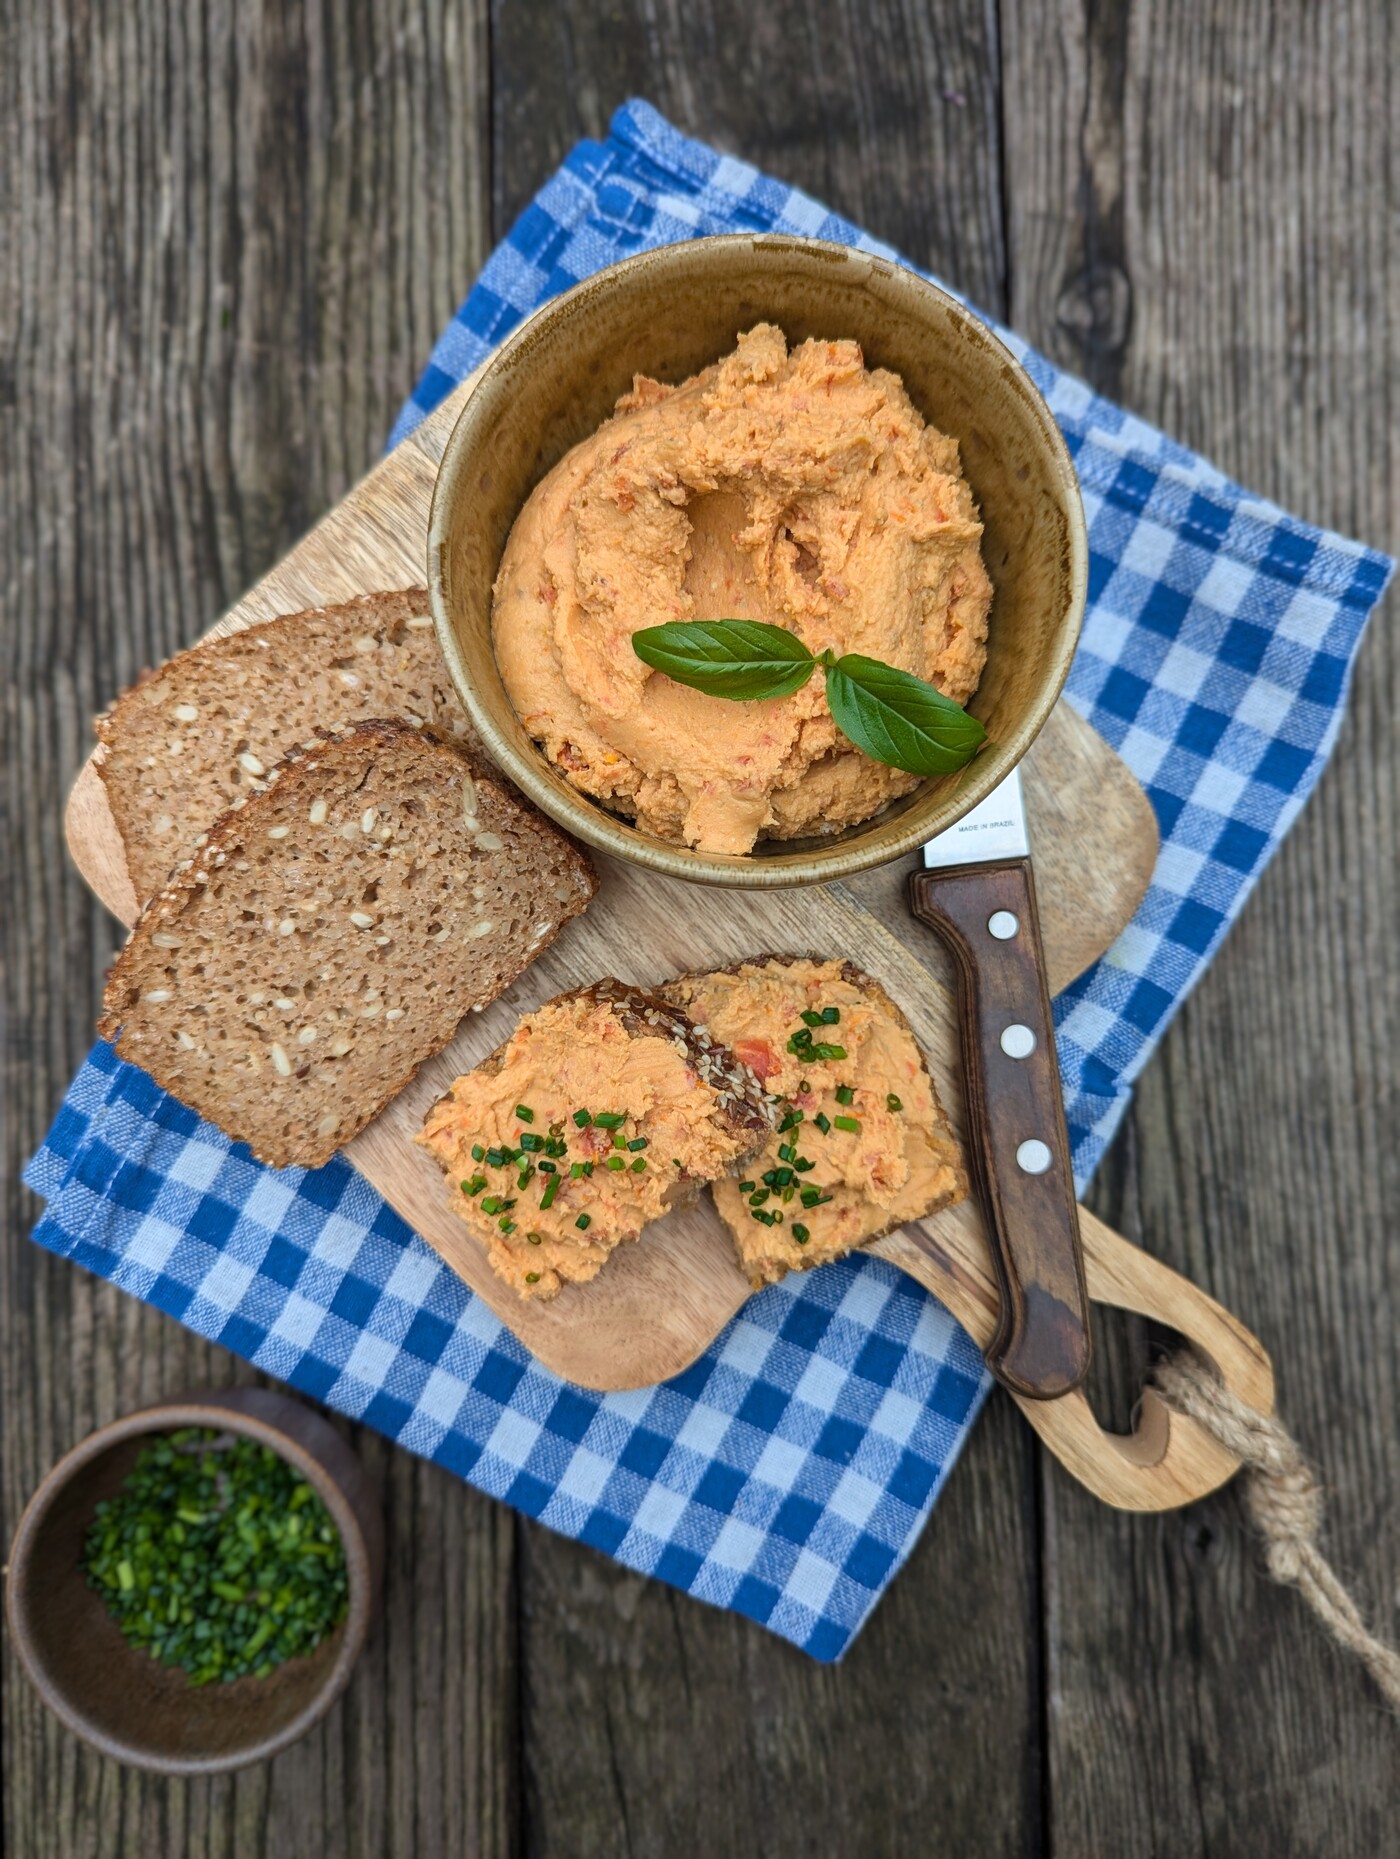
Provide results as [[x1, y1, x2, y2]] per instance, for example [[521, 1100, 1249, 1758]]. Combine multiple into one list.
[[1001, 0, 1400, 1848], [488, 10, 1049, 1857], [1, 5, 516, 1857]]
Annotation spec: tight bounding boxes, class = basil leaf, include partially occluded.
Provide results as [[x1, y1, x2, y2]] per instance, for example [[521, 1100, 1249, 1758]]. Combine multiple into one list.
[[631, 621, 816, 700], [824, 653, 987, 777]]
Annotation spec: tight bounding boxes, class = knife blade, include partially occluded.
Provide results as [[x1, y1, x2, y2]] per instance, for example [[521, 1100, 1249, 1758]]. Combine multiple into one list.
[[908, 768, 1092, 1399]]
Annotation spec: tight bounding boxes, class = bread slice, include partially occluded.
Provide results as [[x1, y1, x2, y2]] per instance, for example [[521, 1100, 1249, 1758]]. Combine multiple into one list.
[[660, 955, 967, 1287], [98, 720, 596, 1169], [417, 978, 777, 1299], [96, 588, 476, 903]]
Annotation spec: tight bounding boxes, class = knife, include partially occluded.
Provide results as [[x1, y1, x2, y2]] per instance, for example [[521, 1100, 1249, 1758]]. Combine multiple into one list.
[[908, 767, 1092, 1400]]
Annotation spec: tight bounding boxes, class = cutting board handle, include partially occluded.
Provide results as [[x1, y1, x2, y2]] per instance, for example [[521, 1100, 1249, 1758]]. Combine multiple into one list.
[[893, 1206, 1274, 1511]]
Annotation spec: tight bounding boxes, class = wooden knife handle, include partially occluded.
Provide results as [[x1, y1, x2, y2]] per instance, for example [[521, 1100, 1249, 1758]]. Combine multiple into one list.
[[909, 858, 1091, 1400]]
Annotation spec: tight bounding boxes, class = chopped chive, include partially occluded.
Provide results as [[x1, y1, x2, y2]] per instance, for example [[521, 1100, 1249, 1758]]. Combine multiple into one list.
[[887, 1093, 903, 1112], [672, 1157, 683, 1168], [777, 1110, 803, 1133], [801, 1188, 834, 1208], [630, 1158, 646, 1173], [516, 1166, 534, 1190], [773, 1167, 793, 1186], [795, 1157, 815, 1173], [527, 1231, 543, 1246], [836, 1085, 855, 1105], [485, 1146, 509, 1167], [810, 1042, 846, 1061], [834, 1115, 860, 1133], [481, 1196, 503, 1214], [814, 1112, 831, 1134], [515, 1104, 535, 1123], [525, 1271, 541, 1284], [781, 1185, 795, 1202], [498, 1217, 516, 1234], [612, 1132, 628, 1149], [778, 1143, 796, 1163], [820, 1006, 840, 1024], [798, 1079, 810, 1094], [792, 1223, 810, 1244], [749, 1190, 770, 1207], [471, 1144, 485, 1162], [738, 1182, 755, 1194], [572, 1109, 592, 1128], [801, 1009, 824, 1027], [594, 1111, 626, 1130], [461, 1175, 487, 1196], [762, 1169, 780, 1187], [575, 1213, 591, 1231], [626, 1137, 648, 1152], [519, 1132, 542, 1152], [538, 1160, 556, 1174], [539, 1174, 560, 1212], [569, 1162, 587, 1179], [606, 1156, 625, 1171]]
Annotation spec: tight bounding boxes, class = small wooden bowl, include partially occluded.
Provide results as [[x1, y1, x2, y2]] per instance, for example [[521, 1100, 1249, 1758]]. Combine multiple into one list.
[[5, 1388, 383, 1774], [429, 234, 1087, 888]]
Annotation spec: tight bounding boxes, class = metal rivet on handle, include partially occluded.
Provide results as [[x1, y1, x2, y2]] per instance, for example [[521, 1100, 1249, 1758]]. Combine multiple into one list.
[[1000, 1023, 1037, 1059], [988, 910, 1019, 940], [1016, 1139, 1052, 1174]]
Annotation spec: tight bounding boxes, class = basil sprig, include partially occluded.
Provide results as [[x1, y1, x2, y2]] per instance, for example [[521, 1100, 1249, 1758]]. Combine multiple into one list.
[[631, 620, 987, 779]]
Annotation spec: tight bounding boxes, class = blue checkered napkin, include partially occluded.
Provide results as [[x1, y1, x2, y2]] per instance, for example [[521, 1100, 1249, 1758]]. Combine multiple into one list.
[[27, 101, 1393, 1661]]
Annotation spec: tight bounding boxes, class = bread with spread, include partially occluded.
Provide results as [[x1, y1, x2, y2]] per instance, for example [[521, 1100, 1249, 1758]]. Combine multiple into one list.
[[416, 978, 777, 1298], [99, 719, 595, 1168], [97, 588, 476, 903], [660, 955, 967, 1286]]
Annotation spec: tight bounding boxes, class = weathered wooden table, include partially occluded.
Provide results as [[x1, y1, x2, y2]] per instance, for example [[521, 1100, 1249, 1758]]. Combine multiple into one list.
[[4, 5, 1396, 1853]]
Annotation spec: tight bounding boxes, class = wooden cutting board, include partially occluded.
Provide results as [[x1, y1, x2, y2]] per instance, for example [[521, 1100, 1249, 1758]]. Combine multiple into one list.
[[66, 372, 1275, 1511]]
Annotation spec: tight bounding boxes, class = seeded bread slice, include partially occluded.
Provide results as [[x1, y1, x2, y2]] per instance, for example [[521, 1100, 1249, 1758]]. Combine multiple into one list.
[[661, 955, 967, 1287], [417, 978, 777, 1300], [98, 719, 597, 1169], [96, 588, 476, 903]]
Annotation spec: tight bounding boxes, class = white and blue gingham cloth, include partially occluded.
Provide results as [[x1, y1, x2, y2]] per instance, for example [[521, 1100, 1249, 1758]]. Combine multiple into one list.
[[28, 102, 1393, 1660]]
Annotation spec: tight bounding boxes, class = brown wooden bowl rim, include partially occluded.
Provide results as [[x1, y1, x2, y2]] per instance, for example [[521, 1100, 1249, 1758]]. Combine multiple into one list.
[[5, 1389, 377, 1775], [428, 232, 1088, 888]]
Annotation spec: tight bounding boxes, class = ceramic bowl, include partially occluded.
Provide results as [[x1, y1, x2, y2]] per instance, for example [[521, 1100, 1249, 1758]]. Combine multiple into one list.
[[429, 234, 1086, 888], [5, 1387, 383, 1775]]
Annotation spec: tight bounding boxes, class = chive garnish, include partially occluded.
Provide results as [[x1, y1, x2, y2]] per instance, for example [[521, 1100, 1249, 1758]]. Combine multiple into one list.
[[836, 1085, 855, 1105], [887, 1093, 903, 1112], [515, 1105, 535, 1123], [800, 1187, 834, 1208], [800, 1009, 824, 1027], [471, 1144, 485, 1162], [525, 1271, 541, 1284], [539, 1174, 560, 1212], [630, 1158, 646, 1173], [594, 1112, 627, 1130], [795, 1157, 815, 1173], [519, 1132, 542, 1152], [527, 1231, 543, 1246], [792, 1223, 810, 1244], [461, 1175, 486, 1196], [481, 1196, 503, 1214], [572, 1109, 592, 1128], [814, 1112, 831, 1134], [499, 1217, 516, 1234], [569, 1162, 587, 1178], [606, 1156, 625, 1171], [575, 1213, 591, 1231], [626, 1137, 648, 1152], [738, 1181, 755, 1194], [834, 1115, 860, 1133], [82, 1428, 348, 1687], [538, 1160, 557, 1174], [778, 1143, 796, 1162], [820, 1006, 840, 1024]]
